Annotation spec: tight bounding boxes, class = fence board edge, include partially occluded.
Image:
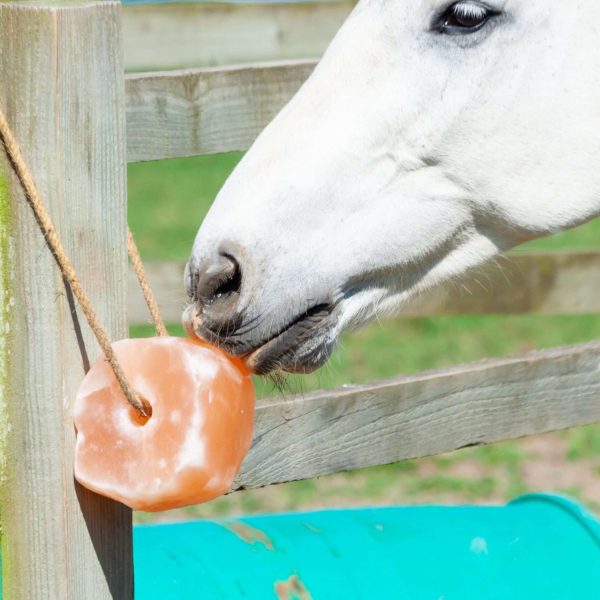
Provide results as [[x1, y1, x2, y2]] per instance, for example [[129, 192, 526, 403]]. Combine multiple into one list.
[[126, 60, 317, 162], [233, 340, 600, 490]]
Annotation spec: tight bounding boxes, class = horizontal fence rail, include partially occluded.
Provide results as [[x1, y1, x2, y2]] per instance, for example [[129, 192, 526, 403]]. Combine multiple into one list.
[[126, 61, 315, 161], [123, 1, 353, 72], [233, 340, 600, 490], [129, 251, 600, 326]]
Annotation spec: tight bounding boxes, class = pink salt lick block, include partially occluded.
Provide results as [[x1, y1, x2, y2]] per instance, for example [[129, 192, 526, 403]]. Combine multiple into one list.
[[74, 336, 255, 511]]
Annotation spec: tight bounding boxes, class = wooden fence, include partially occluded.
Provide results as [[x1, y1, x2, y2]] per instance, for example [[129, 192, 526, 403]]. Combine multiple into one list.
[[129, 251, 600, 325], [1, 1, 598, 598], [122, 1, 354, 72]]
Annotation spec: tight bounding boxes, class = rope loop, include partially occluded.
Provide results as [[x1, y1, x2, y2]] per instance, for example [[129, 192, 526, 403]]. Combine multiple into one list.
[[0, 105, 167, 417]]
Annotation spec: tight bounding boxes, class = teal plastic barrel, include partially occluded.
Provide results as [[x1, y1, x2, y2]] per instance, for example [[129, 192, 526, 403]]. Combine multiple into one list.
[[133, 494, 600, 599]]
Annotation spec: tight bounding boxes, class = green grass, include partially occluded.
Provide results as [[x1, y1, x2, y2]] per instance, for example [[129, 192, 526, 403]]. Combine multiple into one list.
[[566, 425, 600, 461], [128, 154, 600, 521], [128, 154, 242, 260], [518, 219, 600, 252]]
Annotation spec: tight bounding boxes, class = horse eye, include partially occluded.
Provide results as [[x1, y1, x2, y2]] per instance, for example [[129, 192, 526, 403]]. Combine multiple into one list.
[[436, 2, 497, 34]]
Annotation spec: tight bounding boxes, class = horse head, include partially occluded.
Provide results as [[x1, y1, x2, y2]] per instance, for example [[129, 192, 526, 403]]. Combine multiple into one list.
[[185, 0, 600, 374]]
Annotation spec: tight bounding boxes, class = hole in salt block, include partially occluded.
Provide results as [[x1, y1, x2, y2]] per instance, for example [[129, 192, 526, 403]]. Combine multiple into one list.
[[128, 393, 153, 427]]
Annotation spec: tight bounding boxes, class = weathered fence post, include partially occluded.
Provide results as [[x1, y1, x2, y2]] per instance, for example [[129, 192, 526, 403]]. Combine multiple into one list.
[[0, 2, 133, 598]]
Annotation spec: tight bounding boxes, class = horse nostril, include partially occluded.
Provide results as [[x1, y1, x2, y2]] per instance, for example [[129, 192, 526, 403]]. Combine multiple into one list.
[[195, 253, 242, 310], [187, 250, 247, 342]]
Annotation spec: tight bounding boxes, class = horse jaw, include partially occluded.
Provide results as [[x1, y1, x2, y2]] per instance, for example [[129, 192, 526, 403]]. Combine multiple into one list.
[[189, 0, 600, 373]]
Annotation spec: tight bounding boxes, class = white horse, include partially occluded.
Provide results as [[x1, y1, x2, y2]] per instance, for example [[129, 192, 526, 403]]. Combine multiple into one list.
[[184, 0, 600, 375]]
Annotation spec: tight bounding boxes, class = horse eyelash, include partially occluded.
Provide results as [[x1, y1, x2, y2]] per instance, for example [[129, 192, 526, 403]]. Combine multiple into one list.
[[431, 1, 502, 36], [452, 3, 488, 20]]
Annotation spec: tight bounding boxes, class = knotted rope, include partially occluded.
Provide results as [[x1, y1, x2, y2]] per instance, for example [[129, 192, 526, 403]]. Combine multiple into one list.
[[0, 106, 168, 417]]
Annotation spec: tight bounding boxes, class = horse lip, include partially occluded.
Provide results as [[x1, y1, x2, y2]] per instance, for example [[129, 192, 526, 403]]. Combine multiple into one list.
[[243, 304, 333, 375], [184, 302, 334, 374]]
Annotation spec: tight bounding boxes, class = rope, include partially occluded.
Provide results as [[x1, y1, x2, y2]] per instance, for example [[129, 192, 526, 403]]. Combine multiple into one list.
[[0, 106, 157, 417], [127, 228, 169, 337]]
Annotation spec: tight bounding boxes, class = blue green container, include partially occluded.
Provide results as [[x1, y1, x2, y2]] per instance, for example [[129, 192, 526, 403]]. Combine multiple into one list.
[[1, 494, 599, 597], [134, 494, 600, 599]]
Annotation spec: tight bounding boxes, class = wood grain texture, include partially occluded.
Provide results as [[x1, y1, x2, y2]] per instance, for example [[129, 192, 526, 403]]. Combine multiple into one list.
[[234, 341, 600, 490], [123, 2, 353, 72], [126, 61, 316, 161], [0, 3, 133, 599], [127, 252, 600, 326]]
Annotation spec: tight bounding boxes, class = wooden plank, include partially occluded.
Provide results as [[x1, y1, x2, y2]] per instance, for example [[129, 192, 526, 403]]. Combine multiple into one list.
[[129, 260, 188, 327], [123, 2, 354, 72], [234, 340, 600, 490], [400, 251, 600, 317], [127, 252, 600, 326], [0, 3, 133, 599], [126, 61, 316, 162]]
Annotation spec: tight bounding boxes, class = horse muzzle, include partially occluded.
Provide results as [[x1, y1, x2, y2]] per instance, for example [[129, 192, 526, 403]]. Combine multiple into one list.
[[183, 298, 335, 375]]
